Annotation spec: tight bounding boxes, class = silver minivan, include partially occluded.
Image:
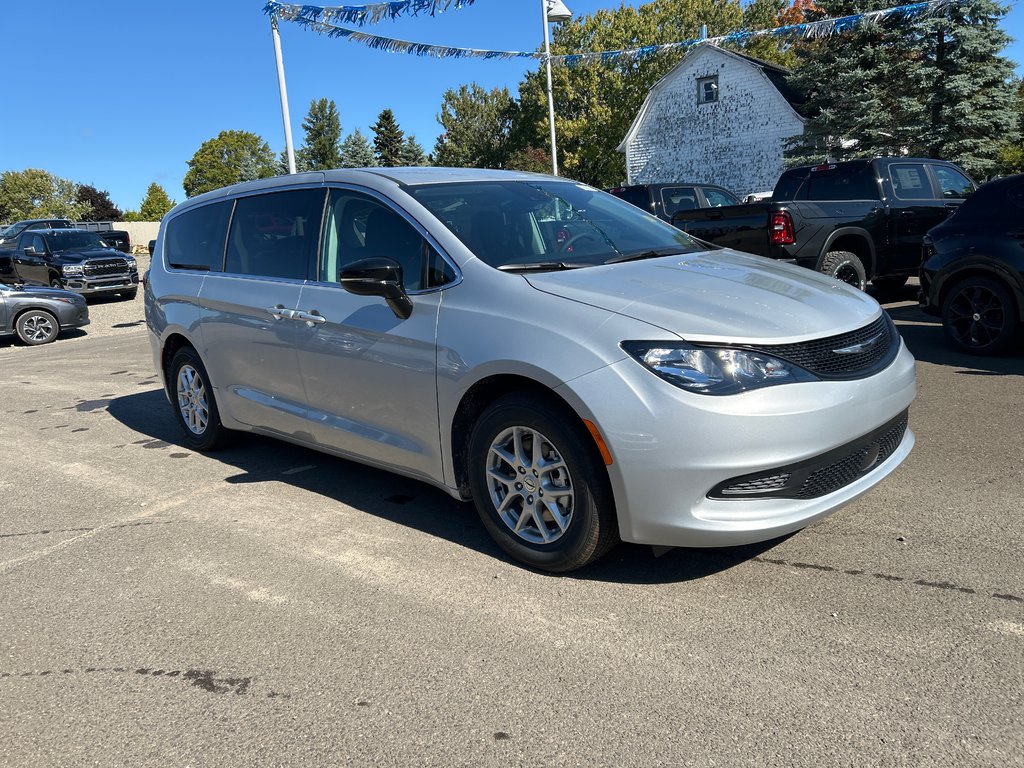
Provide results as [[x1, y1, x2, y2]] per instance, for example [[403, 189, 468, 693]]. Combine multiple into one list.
[[145, 168, 916, 572]]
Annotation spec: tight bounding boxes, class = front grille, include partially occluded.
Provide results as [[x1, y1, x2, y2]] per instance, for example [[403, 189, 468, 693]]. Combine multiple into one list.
[[709, 410, 909, 501], [83, 258, 128, 277], [747, 314, 899, 379]]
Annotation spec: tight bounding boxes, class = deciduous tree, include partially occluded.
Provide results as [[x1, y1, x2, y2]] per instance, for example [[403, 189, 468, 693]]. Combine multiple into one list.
[[76, 184, 122, 221], [433, 84, 514, 168], [183, 130, 277, 197], [0, 169, 90, 222]]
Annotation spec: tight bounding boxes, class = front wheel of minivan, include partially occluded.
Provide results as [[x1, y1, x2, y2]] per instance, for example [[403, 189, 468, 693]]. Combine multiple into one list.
[[467, 393, 619, 572], [168, 347, 233, 451]]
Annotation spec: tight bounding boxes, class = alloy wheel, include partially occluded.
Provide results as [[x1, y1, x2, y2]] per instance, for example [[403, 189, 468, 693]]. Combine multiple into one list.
[[946, 283, 1007, 350], [23, 314, 55, 343], [176, 364, 209, 435]]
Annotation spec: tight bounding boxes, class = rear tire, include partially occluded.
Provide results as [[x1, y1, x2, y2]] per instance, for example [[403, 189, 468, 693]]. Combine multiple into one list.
[[167, 347, 233, 451], [819, 250, 867, 291], [15, 309, 60, 345], [941, 276, 1020, 355], [467, 392, 619, 572]]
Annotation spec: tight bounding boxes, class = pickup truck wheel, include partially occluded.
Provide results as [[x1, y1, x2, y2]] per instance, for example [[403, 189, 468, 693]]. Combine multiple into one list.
[[49, 278, 63, 288], [168, 347, 233, 451], [941, 276, 1019, 355], [819, 250, 867, 291], [15, 310, 60, 345], [467, 393, 619, 572]]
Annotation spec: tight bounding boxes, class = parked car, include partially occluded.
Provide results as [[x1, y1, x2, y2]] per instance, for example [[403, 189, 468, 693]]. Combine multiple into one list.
[[146, 168, 916, 572], [919, 173, 1024, 355], [607, 183, 741, 222], [671, 158, 977, 292], [0, 229, 138, 299], [0, 218, 73, 246], [0, 281, 89, 345]]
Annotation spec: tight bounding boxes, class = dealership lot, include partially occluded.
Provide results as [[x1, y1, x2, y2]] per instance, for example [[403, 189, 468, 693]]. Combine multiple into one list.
[[1, 286, 1022, 767]]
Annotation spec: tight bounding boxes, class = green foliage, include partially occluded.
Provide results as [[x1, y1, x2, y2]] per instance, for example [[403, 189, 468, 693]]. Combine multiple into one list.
[[399, 135, 429, 167], [996, 78, 1024, 174], [138, 183, 175, 221], [787, 0, 1020, 179], [738, 0, 796, 66], [513, 0, 745, 186], [371, 109, 405, 167], [183, 130, 277, 198], [0, 168, 91, 222], [433, 83, 515, 168], [297, 98, 343, 171], [339, 129, 378, 168], [506, 146, 553, 174], [76, 184, 122, 221]]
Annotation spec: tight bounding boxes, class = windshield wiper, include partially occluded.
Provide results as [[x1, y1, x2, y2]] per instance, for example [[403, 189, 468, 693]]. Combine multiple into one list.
[[497, 261, 591, 273], [602, 247, 682, 265]]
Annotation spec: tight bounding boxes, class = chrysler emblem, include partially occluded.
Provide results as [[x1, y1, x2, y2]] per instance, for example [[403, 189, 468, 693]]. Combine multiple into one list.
[[833, 332, 884, 355]]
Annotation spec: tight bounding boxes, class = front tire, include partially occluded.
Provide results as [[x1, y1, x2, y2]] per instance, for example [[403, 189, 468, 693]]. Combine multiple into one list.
[[168, 347, 232, 450], [941, 276, 1020, 355], [15, 310, 59, 345], [819, 250, 867, 291], [467, 393, 618, 572]]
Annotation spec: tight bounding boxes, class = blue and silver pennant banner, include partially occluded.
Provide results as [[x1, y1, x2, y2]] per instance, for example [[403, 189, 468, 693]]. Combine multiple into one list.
[[264, 1, 476, 27], [265, 0, 955, 65]]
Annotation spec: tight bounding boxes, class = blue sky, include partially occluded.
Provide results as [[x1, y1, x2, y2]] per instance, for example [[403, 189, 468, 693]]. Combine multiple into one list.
[[2, 0, 1021, 211]]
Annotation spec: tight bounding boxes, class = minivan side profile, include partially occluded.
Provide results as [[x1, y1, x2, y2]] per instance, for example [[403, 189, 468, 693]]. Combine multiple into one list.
[[145, 168, 916, 572]]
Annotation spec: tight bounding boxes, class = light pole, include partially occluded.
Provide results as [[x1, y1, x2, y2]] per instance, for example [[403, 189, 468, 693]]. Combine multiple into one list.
[[542, 0, 571, 176], [271, 15, 297, 175]]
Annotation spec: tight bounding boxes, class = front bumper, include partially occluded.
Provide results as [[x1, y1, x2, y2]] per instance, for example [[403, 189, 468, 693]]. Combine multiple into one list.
[[555, 340, 917, 548], [57, 273, 138, 295]]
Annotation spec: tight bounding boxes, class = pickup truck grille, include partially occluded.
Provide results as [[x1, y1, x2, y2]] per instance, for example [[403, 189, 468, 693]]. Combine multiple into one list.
[[750, 314, 899, 379], [83, 258, 129, 277]]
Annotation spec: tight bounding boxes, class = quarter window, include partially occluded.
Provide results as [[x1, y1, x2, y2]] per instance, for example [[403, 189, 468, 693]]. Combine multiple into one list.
[[702, 187, 739, 207], [165, 201, 232, 271], [224, 189, 325, 280], [932, 166, 974, 199], [697, 75, 719, 104], [890, 164, 933, 201], [661, 186, 700, 217]]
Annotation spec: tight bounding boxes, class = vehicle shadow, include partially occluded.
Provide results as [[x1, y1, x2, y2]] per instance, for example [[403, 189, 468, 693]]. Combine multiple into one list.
[[107, 389, 784, 584], [0, 328, 88, 349], [883, 302, 1024, 375]]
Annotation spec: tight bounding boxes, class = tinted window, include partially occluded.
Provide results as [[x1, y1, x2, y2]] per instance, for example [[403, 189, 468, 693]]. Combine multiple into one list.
[[804, 166, 878, 201], [609, 187, 651, 211], [890, 164, 933, 201], [932, 166, 974, 199], [661, 186, 699, 217], [165, 201, 232, 271], [320, 189, 435, 291], [773, 170, 806, 201], [43, 232, 104, 251], [408, 180, 705, 270], [702, 187, 739, 207], [225, 189, 325, 280]]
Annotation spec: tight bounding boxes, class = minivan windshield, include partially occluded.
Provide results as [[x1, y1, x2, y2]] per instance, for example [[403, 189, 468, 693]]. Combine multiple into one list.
[[407, 180, 708, 271]]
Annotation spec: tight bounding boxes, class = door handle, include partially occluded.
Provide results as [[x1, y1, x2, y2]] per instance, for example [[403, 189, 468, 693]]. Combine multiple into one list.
[[294, 309, 327, 326], [266, 304, 293, 321]]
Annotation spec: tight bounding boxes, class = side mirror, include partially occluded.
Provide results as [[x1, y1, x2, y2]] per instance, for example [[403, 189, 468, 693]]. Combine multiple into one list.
[[22, 246, 38, 256], [340, 257, 413, 320], [148, 239, 156, 256]]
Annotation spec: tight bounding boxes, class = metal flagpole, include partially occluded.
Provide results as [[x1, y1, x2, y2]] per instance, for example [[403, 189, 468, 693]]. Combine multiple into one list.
[[541, 1, 558, 176], [271, 15, 297, 175]]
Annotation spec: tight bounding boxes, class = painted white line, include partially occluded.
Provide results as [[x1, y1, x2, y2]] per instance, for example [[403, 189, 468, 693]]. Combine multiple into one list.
[[987, 620, 1024, 637], [281, 465, 316, 476]]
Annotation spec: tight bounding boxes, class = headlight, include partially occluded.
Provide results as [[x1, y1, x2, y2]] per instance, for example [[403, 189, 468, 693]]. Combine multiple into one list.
[[61, 264, 84, 276], [125, 256, 137, 268], [51, 297, 77, 304], [622, 341, 818, 395]]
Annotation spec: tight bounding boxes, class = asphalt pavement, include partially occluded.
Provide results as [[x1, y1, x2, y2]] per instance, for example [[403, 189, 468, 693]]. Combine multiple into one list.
[[1, 284, 1022, 767]]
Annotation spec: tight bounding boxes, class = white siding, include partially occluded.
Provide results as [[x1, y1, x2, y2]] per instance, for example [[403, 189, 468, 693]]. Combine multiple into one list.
[[623, 47, 805, 198]]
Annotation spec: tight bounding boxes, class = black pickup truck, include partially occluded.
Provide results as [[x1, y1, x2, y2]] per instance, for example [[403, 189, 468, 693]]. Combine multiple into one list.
[[671, 158, 977, 292], [0, 229, 138, 300]]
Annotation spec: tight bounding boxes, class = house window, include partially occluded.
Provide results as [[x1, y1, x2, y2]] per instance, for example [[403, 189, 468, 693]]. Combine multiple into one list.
[[697, 75, 718, 104]]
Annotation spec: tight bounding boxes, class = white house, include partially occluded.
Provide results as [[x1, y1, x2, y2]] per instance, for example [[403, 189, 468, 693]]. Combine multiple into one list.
[[617, 45, 806, 198]]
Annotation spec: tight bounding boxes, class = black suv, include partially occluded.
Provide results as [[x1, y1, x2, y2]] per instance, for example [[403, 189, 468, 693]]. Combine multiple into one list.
[[607, 183, 741, 222], [920, 174, 1024, 355]]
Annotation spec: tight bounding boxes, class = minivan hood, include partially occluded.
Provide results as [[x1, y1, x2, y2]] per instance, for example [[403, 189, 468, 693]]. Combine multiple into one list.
[[524, 249, 882, 342]]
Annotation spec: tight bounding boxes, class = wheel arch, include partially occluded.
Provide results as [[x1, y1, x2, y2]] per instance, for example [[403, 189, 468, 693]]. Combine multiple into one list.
[[819, 229, 876, 278], [160, 332, 197, 393]]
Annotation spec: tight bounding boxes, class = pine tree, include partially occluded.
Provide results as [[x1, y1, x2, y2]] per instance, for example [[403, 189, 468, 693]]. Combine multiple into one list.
[[339, 129, 378, 167], [297, 98, 343, 171], [139, 183, 175, 221], [371, 109, 405, 167], [399, 135, 429, 167]]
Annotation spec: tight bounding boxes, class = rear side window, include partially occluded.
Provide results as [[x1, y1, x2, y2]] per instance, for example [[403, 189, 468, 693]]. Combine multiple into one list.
[[932, 165, 974, 199], [804, 166, 879, 201], [225, 189, 325, 280], [661, 186, 699, 216], [610, 186, 652, 211], [890, 164, 933, 200], [702, 187, 739, 207], [165, 201, 232, 271], [773, 170, 806, 201]]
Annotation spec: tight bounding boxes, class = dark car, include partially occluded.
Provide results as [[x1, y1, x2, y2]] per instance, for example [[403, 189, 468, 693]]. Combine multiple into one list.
[[0, 281, 90, 345], [606, 183, 741, 222], [919, 174, 1024, 355], [0, 218, 74, 246]]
